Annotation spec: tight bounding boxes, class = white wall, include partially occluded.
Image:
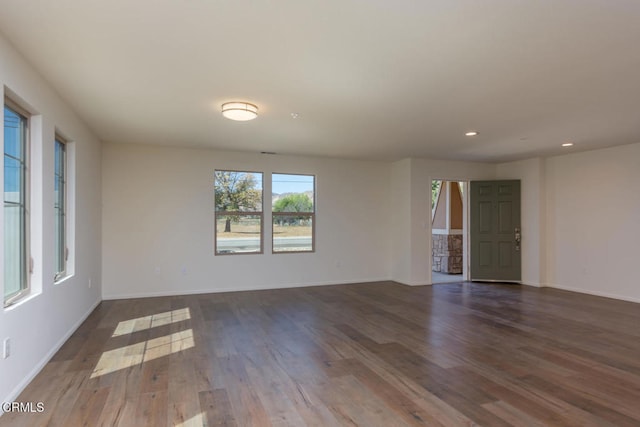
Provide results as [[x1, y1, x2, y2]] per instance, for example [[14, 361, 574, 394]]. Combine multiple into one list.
[[544, 143, 640, 302], [390, 159, 412, 284], [101, 143, 391, 298], [0, 34, 102, 406], [496, 158, 545, 286], [101, 128, 640, 303]]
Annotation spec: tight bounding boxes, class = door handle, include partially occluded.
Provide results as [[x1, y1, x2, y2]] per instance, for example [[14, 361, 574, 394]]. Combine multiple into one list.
[[515, 227, 521, 251]]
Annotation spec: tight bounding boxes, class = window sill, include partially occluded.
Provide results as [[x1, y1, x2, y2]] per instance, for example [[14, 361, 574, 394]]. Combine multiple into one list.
[[4, 291, 40, 311], [54, 274, 74, 286]]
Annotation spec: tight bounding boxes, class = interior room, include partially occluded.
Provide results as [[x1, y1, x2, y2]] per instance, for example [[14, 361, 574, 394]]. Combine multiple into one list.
[[1, 1, 639, 426]]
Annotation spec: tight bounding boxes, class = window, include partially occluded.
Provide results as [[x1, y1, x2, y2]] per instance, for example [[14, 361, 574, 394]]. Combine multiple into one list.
[[4, 101, 30, 306], [214, 170, 263, 254], [54, 136, 67, 280], [272, 174, 315, 253]]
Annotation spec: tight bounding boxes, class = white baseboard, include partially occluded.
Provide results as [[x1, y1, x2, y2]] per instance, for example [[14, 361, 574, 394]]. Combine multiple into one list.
[[396, 280, 432, 286], [1, 298, 102, 413], [545, 283, 640, 304], [102, 277, 393, 300]]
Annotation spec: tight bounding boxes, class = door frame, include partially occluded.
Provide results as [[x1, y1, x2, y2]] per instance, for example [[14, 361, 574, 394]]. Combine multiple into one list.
[[430, 178, 522, 284]]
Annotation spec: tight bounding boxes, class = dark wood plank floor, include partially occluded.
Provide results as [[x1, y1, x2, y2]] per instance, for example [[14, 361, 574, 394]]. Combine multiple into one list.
[[2, 281, 640, 426]]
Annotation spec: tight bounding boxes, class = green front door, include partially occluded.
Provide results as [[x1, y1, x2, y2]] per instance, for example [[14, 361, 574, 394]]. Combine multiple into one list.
[[470, 180, 521, 282]]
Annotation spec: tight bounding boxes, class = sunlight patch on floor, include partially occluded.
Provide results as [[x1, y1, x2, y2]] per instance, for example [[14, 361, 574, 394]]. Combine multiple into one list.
[[112, 307, 191, 337], [176, 412, 205, 427], [91, 329, 195, 378]]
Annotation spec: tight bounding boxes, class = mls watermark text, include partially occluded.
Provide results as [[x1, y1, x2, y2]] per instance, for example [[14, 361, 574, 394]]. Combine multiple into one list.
[[2, 401, 45, 413]]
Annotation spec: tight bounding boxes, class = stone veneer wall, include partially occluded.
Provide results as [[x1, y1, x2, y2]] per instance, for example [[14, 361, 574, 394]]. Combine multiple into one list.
[[432, 234, 463, 273]]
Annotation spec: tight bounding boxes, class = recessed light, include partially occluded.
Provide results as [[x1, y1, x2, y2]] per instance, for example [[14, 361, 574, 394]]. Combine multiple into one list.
[[562, 142, 574, 147], [465, 131, 479, 137]]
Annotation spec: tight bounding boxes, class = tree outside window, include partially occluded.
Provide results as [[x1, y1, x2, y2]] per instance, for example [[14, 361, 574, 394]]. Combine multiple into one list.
[[214, 171, 263, 254]]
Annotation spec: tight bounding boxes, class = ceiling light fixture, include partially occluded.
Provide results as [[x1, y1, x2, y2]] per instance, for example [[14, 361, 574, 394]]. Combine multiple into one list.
[[221, 102, 258, 121], [465, 131, 479, 137], [562, 142, 574, 147]]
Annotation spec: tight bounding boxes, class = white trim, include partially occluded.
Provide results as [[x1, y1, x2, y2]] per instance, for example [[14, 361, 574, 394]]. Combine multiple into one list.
[[102, 277, 393, 300], [545, 283, 640, 304], [3, 291, 40, 311], [395, 280, 432, 287], [462, 181, 469, 281], [445, 182, 451, 231], [53, 273, 74, 286], [0, 298, 101, 413], [431, 229, 463, 235]]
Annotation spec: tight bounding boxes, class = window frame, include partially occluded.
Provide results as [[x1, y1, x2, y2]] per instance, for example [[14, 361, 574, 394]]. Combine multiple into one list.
[[214, 169, 264, 255], [54, 135, 67, 281], [271, 173, 316, 254], [4, 99, 31, 307]]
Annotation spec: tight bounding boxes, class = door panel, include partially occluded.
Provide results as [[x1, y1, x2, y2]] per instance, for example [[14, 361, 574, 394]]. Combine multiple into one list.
[[498, 202, 512, 232], [498, 184, 512, 195], [479, 242, 492, 266], [470, 180, 521, 282], [499, 242, 512, 267], [479, 202, 492, 232]]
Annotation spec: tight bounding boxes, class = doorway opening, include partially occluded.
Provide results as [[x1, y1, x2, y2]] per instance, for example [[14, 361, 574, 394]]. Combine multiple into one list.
[[431, 180, 467, 284]]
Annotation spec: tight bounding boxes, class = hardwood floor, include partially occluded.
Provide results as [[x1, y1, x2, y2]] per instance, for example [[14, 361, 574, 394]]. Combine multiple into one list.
[[2, 281, 640, 426]]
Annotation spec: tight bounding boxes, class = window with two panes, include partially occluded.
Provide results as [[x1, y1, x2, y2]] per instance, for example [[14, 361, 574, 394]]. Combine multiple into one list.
[[214, 171, 315, 254]]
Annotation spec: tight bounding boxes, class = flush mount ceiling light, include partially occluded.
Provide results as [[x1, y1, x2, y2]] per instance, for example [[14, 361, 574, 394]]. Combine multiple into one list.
[[465, 131, 479, 137], [562, 142, 574, 147], [221, 102, 258, 121]]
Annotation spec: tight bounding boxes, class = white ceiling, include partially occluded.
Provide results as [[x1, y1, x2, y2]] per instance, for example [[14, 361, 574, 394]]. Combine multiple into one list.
[[1, 0, 639, 162]]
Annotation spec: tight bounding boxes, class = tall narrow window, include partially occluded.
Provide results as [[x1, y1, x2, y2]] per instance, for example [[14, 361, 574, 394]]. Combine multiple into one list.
[[54, 136, 67, 280], [4, 102, 29, 306], [214, 170, 263, 254], [272, 174, 315, 253]]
